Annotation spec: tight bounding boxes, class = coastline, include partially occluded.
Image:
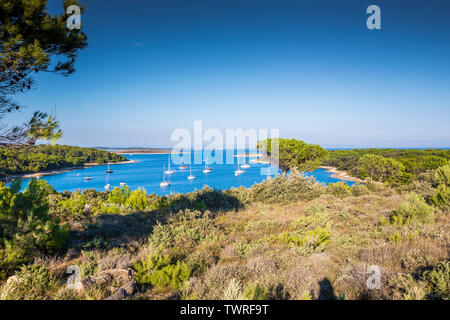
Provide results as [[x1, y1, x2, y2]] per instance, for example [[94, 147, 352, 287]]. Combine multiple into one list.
[[2, 160, 137, 181], [320, 166, 365, 183]]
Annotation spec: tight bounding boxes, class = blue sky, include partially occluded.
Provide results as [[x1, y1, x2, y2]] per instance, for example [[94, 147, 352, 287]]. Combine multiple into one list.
[[9, 0, 450, 148]]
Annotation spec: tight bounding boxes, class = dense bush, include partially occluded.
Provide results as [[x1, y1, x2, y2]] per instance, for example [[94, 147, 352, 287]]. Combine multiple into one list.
[[423, 261, 450, 299], [0, 180, 68, 279], [0, 264, 58, 300], [236, 171, 323, 204], [134, 253, 191, 290], [435, 164, 450, 187], [324, 148, 450, 184], [386, 193, 435, 225]]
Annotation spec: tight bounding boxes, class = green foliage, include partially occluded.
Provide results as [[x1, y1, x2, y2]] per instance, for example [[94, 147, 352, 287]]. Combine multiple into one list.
[[0, 0, 87, 144], [237, 171, 323, 204], [134, 253, 191, 290], [60, 192, 87, 216], [430, 184, 450, 210], [326, 181, 352, 197], [108, 186, 130, 206], [257, 138, 328, 173], [435, 164, 450, 187], [0, 180, 68, 278], [125, 188, 149, 211], [272, 226, 331, 254], [359, 154, 405, 182], [0, 145, 126, 178], [324, 148, 450, 184], [149, 210, 221, 255], [25, 111, 63, 145], [388, 193, 434, 225], [79, 251, 98, 278], [0, 264, 58, 300], [243, 282, 267, 300], [423, 261, 450, 299]]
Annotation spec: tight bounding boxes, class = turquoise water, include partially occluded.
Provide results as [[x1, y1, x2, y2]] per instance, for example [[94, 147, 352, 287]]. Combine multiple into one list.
[[17, 152, 354, 195]]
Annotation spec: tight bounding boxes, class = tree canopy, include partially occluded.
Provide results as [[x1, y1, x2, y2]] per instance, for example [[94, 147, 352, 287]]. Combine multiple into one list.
[[257, 138, 329, 174], [0, 0, 87, 144]]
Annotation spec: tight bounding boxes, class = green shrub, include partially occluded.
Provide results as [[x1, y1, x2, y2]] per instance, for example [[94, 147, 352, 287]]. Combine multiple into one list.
[[60, 192, 87, 216], [134, 253, 191, 290], [0, 180, 68, 278], [125, 188, 149, 210], [243, 282, 267, 300], [79, 251, 98, 278], [326, 182, 352, 197], [423, 261, 450, 299], [0, 264, 59, 300], [389, 193, 434, 225], [242, 172, 323, 204], [435, 164, 450, 186], [273, 226, 331, 254], [108, 186, 130, 205], [430, 184, 450, 210]]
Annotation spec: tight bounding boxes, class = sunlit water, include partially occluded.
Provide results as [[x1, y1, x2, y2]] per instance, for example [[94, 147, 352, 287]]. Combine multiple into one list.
[[17, 152, 354, 195]]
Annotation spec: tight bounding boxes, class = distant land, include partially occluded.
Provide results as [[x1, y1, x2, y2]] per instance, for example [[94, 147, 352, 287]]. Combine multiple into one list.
[[101, 148, 173, 154]]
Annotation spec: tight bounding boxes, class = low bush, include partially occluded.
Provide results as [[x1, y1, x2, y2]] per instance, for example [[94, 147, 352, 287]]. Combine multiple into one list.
[[272, 226, 331, 254], [134, 253, 191, 290], [125, 188, 149, 211], [0, 264, 59, 300], [423, 261, 450, 299], [326, 182, 352, 197], [385, 193, 434, 225], [149, 210, 222, 255]]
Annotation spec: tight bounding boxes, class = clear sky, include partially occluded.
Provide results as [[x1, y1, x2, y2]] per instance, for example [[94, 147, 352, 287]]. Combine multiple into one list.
[[9, 0, 450, 148]]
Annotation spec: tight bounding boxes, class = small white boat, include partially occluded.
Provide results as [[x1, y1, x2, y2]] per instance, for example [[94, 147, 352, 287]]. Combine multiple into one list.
[[85, 176, 92, 181], [165, 155, 175, 175], [120, 182, 126, 188], [241, 164, 250, 169], [188, 164, 196, 180], [160, 166, 171, 187], [179, 156, 187, 170], [104, 184, 111, 191], [235, 163, 245, 176], [203, 156, 212, 173]]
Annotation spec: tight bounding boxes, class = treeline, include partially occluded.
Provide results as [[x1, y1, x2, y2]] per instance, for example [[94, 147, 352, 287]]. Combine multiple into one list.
[[0, 145, 127, 178], [324, 148, 450, 183]]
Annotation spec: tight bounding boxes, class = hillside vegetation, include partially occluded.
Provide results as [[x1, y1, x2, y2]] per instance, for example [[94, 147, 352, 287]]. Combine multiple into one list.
[[325, 148, 450, 184], [0, 145, 127, 178], [0, 161, 448, 300]]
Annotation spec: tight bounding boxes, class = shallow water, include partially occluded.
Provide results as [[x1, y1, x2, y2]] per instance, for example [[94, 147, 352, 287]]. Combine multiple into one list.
[[17, 152, 354, 195]]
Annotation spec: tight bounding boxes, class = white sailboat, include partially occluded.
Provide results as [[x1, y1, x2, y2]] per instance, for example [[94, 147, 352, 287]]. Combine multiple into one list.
[[203, 156, 212, 173], [179, 156, 187, 170], [235, 162, 245, 176], [165, 155, 175, 174], [106, 163, 113, 174], [188, 164, 196, 180], [105, 170, 111, 191], [241, 159, 250, 169], [160, 166, 171, 187]]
